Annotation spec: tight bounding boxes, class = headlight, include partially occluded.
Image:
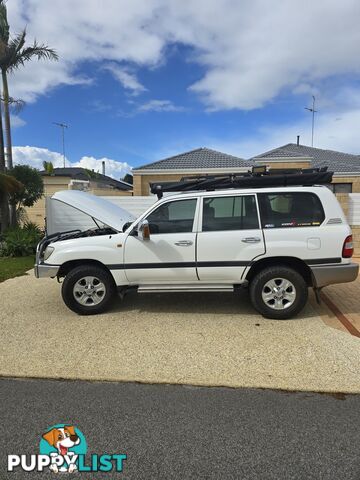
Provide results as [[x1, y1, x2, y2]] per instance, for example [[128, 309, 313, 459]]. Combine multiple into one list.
[[43, 246, 54, 261]]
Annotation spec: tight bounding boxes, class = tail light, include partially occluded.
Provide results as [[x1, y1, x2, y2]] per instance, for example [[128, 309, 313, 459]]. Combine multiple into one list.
[[342, 235, 353, 258]]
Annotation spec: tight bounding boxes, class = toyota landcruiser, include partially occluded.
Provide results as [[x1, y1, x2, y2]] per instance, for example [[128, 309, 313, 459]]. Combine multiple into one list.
[[35, 170, 358, 319]]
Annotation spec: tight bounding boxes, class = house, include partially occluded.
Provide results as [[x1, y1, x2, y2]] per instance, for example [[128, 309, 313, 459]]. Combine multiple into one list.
[[252, 142, 360, 193], [132, 147, 252, 195], [26, 167, 133, 227], [252, 142, 360, 254], [132, 142, 360, 253]]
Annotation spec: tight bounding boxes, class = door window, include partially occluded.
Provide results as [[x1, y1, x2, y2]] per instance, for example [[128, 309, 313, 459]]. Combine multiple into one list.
[[258, 192, 325, 228], [202, 195, 259, 231], [145, 198, 197, 234]]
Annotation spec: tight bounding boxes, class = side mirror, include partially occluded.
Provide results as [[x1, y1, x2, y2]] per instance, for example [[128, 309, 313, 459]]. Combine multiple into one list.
[[138, 219, 150, 240]]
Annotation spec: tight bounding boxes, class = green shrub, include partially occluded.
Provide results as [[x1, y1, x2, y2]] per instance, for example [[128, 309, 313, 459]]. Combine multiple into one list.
[[0, 224, 43, 257]]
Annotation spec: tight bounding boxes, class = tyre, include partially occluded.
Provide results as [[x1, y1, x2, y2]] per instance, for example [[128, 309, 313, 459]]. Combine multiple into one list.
[[249, 265, 308, 320], [61, 265, 116, 315]]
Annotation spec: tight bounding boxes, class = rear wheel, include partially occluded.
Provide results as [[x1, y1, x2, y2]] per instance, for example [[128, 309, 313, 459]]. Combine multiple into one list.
[[62, 265, 116, 315], [249, 266, 308, 319]]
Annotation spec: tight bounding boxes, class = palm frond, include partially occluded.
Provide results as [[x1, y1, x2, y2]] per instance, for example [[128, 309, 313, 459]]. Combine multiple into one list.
[[0, 1, 10, 43], [6, 41, 58, 71], [0, 172, 22, 194]]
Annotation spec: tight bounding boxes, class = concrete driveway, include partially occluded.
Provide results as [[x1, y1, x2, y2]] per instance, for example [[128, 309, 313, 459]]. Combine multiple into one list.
[[1, 270, 360, 393]]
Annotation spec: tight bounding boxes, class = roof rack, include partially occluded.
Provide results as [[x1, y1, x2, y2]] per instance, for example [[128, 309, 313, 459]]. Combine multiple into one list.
[[150, 166, 333, 199]]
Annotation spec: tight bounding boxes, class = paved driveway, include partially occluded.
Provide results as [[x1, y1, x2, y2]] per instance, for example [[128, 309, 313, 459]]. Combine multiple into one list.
[[1, 269, 360, 393]]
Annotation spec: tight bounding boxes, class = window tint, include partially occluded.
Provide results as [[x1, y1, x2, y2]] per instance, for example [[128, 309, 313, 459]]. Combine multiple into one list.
[[202, 195, 259, 231], [258, 192, 325, 228], [146, 199, 197, 234]]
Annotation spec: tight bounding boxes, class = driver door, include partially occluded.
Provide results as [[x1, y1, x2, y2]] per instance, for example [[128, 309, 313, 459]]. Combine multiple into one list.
[[124, 197, 199, 283]]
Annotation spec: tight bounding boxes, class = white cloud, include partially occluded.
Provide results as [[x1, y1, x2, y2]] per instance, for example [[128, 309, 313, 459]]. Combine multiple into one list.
[[103, 63, 146, 95], [208, 108, 360, 159], [11, 115, 26, 128], [73, 156, 132, 179], [150, 97, 360, 161], [13, 146, 65, 170], [13, 146, 132, 180], [138, 99, 185, 112], [7, 0, 360, 111]]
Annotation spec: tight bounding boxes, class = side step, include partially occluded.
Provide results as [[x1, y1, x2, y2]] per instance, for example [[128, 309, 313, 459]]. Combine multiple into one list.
[[137, 284, 234, 293]]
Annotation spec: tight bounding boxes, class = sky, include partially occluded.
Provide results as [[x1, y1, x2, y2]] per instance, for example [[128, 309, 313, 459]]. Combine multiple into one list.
[[7, 0, 360, 179]]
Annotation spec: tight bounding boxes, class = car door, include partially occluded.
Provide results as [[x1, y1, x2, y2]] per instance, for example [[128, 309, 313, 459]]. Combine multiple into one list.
[[124, 197, 199, 283], [196, 194, 265, 281]]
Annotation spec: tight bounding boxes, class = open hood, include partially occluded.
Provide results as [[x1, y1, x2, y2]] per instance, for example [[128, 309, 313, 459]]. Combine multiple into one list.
[[50, 190, 136, 232]]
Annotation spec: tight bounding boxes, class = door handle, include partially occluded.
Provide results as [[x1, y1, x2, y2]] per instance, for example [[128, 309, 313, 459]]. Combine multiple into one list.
[[241, 237, 261, 243], [174, 240, 193, 246]]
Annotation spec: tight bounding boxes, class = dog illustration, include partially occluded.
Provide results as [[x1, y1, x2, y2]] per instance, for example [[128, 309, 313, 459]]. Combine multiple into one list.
[[42, 425, 80, 473]]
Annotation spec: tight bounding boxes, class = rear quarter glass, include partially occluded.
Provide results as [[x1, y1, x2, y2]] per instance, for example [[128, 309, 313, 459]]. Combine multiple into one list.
[[258, 192, 325, 229]]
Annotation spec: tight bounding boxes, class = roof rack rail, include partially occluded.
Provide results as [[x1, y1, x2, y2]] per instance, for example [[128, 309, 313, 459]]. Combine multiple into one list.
[[150, 166, 333, 199]]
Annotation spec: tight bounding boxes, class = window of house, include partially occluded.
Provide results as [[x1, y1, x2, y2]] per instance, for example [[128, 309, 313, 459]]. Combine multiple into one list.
[[145, 198, 197, 234], [202, 195, 259, 231], [327, 183, 353, 194], [258, 192, 325, 228]]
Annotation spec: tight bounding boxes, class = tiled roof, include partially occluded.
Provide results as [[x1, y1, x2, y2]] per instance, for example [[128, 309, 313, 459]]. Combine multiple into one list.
[[252, 143, 360, 173], [254, 148, 310, 159], [41, 167, 132, 191], [133, 148, 252, 170]]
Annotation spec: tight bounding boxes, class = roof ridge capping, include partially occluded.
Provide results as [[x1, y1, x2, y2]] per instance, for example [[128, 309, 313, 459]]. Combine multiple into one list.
[[134, 147, 250, 171], [286, 142, 360, 158]]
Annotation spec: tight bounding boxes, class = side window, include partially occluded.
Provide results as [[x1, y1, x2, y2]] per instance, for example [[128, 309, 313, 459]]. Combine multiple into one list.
[[202, 195, 259, 232], [258, 192, 325, 228], [145, 199, 197, 234]]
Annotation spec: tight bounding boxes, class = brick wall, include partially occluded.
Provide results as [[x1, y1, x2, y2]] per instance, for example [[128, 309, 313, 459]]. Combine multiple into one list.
[[133, 173, 188, 196]]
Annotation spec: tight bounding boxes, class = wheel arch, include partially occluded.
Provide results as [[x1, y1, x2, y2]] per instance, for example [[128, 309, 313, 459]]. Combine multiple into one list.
[[245, 256, 313, 287], [57, 259, 113, 279]]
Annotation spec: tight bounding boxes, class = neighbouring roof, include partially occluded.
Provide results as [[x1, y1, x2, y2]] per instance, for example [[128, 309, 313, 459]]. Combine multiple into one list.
[[133, 147, 252, 171], [41, 167, 132, 191], [253, 143, 360, 174]]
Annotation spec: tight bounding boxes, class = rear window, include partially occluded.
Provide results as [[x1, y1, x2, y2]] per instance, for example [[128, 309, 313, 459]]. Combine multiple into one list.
[[258, 192, 325, 228]]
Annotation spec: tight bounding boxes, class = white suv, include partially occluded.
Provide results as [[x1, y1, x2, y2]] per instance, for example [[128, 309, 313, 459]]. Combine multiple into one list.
[[35, 182, 358, 319]]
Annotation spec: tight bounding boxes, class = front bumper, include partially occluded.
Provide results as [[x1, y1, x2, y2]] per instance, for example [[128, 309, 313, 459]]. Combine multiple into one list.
[[34, 263, 60, 279], [311, 262, 359, 288]]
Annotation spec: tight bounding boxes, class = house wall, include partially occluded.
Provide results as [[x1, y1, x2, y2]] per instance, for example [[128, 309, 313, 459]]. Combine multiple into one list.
[[133, 173, 189, 196], [266, 161, 312, 169]]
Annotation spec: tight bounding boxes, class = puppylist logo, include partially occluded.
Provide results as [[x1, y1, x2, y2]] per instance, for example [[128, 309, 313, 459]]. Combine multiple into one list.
[[7, 424, 127, 474]]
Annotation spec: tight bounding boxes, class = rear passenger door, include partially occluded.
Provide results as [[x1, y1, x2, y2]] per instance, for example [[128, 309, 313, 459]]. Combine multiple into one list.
[[196, 194, 265, 281]]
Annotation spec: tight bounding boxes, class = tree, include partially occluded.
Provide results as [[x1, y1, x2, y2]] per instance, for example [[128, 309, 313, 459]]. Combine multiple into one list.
[[0, 1, 58, 171], [0, 1, 57, 225], [121, 173, 133, 185], [43, 161, 54, 175], [7, 165, 43, 218], [0, 171, 22, 194]]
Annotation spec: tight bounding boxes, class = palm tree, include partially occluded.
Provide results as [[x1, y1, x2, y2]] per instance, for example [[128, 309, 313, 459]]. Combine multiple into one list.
[[0, 2, 58, 171], [0, 171, 21, 193], [0, 1, 8, 230], [0, 0, 58, 226]]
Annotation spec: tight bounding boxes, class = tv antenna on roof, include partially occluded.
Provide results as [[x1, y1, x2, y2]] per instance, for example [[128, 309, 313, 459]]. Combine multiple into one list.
[[53, 122, 68, 167], [304, 95, 317, 147]]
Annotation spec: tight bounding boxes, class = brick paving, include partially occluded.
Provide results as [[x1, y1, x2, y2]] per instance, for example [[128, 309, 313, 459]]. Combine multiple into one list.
[[312, 258, 360, 336]]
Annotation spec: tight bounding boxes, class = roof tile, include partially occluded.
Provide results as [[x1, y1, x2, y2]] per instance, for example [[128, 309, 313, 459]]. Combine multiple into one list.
[[133, 147, 252, 170]]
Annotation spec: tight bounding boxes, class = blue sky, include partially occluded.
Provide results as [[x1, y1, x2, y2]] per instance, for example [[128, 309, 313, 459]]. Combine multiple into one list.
[[9, 0, 360, 178]]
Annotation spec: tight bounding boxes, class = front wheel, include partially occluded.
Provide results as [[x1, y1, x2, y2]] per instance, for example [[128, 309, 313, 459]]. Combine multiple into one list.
[[249, 266, 308, 319], [62, 265, 116, 315]]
